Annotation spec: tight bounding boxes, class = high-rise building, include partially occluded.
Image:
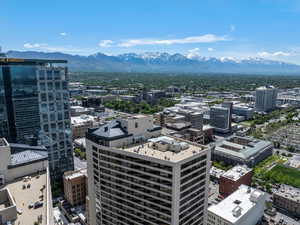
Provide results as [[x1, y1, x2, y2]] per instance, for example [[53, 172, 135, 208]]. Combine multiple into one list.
[[86, 115, 211, 225], [0, 58, 74, 179], [210, 103, 232, 133], [255, 86, 278, 112]]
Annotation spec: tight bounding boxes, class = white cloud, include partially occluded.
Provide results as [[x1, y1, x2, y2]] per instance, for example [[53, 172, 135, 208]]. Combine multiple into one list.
[[99, 40, 114, 47], [186, 48, 201, 59], [208, 47, 214, 52], [230, 25, 236, 32], [60, 32, 67, 36], [23, 42, 87, 53], [258, 51, 291, 57], [23, 43, 46, 48], [118, 34, 231, 47]]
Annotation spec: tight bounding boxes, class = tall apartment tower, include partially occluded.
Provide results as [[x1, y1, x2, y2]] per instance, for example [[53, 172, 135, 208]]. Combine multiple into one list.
[[0, 58, 74, 179], [255, 86, 278, 112], [86, 115, 211, 225]]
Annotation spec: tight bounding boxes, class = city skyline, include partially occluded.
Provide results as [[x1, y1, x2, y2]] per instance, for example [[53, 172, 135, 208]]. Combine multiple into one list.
[[1, 0, 300, 64]]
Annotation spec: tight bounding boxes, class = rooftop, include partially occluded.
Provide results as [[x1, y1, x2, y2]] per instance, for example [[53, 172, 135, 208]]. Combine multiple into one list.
[[0, 57, 67, 64], [6, 172, 49, 225], [10, 150, 48, 167], [0, 138, 8, 146], [210, 166, 225, 179], [274, 184, 300, 202], [208, 185, 265, 223], [256, 85, 276, 90], [215, 135, 272, 160], [289, 154, 300, 169], [221, 165, 252, 181], [119, 136, 207, 163], [64, 169, 87, 180], [71, 115, 95, 124]]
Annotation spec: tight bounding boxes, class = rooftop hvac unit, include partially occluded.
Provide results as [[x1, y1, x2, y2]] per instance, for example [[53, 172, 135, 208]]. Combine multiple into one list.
[[232, 206, 242, 217]]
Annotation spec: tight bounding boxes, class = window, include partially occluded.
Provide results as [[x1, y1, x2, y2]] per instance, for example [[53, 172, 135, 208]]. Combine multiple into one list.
[[48, 93, 54, 101], [48, 82, 53, 91], [55, 82, 61, 90], [41, 93, 47, 102], [39, 70, 45, 80], [135, 122, 138, 128], [40, 82, 46, 91], [54, 71, 60, 80], [47, 71, 53, 80]]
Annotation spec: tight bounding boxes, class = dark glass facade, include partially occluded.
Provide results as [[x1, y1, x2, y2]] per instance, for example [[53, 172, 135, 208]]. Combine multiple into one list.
[[0, 59, 74, 180]]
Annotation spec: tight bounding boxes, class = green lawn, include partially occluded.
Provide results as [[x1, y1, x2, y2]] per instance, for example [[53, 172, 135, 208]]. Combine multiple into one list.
[[264, 164, 300, 188]]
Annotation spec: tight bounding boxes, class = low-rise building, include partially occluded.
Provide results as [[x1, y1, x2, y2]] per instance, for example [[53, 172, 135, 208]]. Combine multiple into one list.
[[71, 106, 95, 117], [71, 115, 99, 139], [219, 165, 253, 197], [273, 184, 300, 217], [0, 138, 52, 225], [213, 135, 273, 167], [288, 155, 300, 170], [208, 185, 266, 225], [210, 166, 225, 182], [232, 104, 254, 120], [63, 169, 88, 207]]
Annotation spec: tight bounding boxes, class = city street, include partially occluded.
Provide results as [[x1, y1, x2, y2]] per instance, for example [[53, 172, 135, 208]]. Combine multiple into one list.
[[74, 155, 87, 170]]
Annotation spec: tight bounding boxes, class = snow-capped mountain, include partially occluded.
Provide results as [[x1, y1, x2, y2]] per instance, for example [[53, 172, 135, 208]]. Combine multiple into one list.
[[6, 50, 300, 74]]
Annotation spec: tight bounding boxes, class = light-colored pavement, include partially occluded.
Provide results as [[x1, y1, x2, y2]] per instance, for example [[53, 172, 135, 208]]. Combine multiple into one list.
[[74, 155, 87, 170], [6, 173, 47, 225]]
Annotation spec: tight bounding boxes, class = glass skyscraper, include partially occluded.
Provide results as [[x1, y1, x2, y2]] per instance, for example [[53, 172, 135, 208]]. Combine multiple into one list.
[[0, 57, 74, 180]]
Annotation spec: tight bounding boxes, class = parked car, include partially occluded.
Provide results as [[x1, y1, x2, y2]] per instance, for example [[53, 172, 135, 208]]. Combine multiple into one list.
[[34, 201, 43, 209]]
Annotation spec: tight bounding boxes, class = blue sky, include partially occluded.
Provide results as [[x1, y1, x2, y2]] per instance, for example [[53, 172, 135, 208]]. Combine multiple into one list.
[[1, 0, 300, 64]]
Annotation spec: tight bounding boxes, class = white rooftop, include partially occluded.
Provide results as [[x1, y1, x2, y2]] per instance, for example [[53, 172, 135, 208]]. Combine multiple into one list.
[[64, 169, 87, 180], [208, 185, 265, 224], [71, 115, 95, 124], [221, 165, 252, 181], [121, 136, 208, 163]]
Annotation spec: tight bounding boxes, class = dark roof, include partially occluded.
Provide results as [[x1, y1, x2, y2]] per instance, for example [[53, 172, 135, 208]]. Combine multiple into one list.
[[87, 120, 132, 142], [9, 150, 48, 168], [93, 120, 126, 138], [10, 143, 47, 154], [0, 58, 67, 65]]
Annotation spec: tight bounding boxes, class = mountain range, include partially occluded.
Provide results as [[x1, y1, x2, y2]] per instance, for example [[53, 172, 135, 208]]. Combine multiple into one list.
[[6, 50, 300, 74]]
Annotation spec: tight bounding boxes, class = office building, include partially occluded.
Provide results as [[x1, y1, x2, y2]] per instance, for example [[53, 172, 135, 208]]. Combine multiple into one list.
[[273, 184, 300, 217], [213, 135, 273, 167], [219, 165, 252, 197], [0, 57, 74, 179], [63, 169, 88, 207], [255, 86, 278, 112], [210, 103, 232, 133], [71, 115, 98, 139], [187, 112, 204, 130], [70, 106, 95, 117], [86, 115, 210, 225], [207, 185, 266, 225], [0, 138, 53, 225], [232, 104, 254, 120]]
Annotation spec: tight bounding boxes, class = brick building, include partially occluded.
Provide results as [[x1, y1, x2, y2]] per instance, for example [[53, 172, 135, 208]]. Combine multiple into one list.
[[63, 169, 87, 206], [219, 165, 252, 198]]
